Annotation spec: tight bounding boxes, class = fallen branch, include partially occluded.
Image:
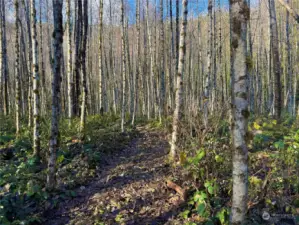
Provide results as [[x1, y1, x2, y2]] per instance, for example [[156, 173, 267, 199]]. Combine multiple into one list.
[[166, 180, 187, 201]]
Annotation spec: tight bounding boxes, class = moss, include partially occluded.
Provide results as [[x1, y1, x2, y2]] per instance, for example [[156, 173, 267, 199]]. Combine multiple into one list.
[[232, 16, 242, 37], [236, 92, 247, 99], [240, 2, 250, 21], [241, 109, 250, 119], [246, 56, 253, 70], [232, 38, 239, 49]]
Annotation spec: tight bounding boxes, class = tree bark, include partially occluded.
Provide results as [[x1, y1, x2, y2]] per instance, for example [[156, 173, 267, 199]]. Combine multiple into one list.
[[170, 0, 188, 161], [15, 0, 21, 136], [0, 0, 8, 115], [79, 0, 88, 136], [66, 0, 73, 124], [47, 0, 63, 190], [132, 0, 141, 126], [121, 0, 126, 133], [230, 0, 250, 223], [98, 0, 104, 113], [269, 0, 282, 119], [30, 0, 40, 158]]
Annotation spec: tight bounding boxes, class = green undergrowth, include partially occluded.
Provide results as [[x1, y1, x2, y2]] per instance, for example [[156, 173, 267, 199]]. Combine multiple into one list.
[[172, 115, 299, 224], [0, 114, 137, 225]]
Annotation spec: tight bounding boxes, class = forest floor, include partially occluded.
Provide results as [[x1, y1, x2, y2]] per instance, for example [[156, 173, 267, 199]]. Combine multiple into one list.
[[44, 126, 185, 225]]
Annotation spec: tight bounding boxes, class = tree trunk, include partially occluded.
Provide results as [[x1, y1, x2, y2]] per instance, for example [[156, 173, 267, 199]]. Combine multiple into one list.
[[204, 0, 213, 128], [121, 0, 126, 133], [159, 0, 165, 119], [79, 0, 88, 136], [98, 0, 104, 113], [15, 0, 21, 136], [269, 0, 282, 119], [132, 0, 140, 126], [30, 0, 40, 158], [170, 0, 188, 161], [39, 1, 46, 115], [74, 0, 82, 117], [230, 0, 250, 223], [47, 0, 63, 190], [22, 0, 33, 128], [285, 0, 293, 115], [66, 0, 73, 124], [0, 0, 8, 115]]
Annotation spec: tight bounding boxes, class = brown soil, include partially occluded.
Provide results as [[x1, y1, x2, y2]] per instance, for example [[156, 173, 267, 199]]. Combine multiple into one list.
[[44, 127, 185, 225]]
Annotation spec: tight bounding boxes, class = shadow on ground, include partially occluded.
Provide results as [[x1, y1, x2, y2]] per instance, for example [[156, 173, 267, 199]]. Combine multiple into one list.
[[44, 128, 185, 225]]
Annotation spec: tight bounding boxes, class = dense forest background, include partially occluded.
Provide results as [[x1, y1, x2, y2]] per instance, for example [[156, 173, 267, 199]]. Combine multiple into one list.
[[1, 0, 299, 224]]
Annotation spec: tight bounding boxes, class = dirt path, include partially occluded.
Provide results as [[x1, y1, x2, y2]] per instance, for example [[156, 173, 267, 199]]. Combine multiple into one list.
[[44, 128, 184, 225]]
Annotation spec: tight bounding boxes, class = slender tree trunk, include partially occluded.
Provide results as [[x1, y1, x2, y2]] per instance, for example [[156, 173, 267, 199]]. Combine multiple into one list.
[[159, 0, 165, 119], [176, 0, 179, 76], [30, 0, 40, 158], [121, 0, 126, 133], [74, 0, 82, 116], [47, 0, 63, 190], [15, 0, 21, 136], [170, 0, 188, 161], [285, 0, 293, 115], [146, 0, 155, 118], [80, 0, 88, 135], [132, 0, 140, 126], [169, 0, 175, 108], [218, 0, 224, 106], [0, 0, 8, 115], [46, 0, 52, 111], [269, 0, 282, 119], [23, 0, 33, 127], [66, 0, 73, 124], [204, 0, 213, 128], [230, 0, 250, 223], [98, 0, 104, 113], [39, 1, 46, 115]]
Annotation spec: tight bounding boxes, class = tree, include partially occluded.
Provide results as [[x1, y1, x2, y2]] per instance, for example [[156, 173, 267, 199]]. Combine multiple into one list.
[[15, 0, 21, 137], [31, 0, 40, 158], [98, 0, 104, 113], [159, 0, 165, 119], [66, 0, 73, 124], [170, 0, 188, 161], [203, 0, 213, 128], [0, 0, 8, 115], [74, 0, 82, 116], [47, 0, 63, 190], [131, 0, 141, 126], [23, 0, 33, 128], [39, 0, 46, 115], [269, 0, 282, 119], [79, 0, 88, 135], [120, 0, 126, 133], [230, 0, 250, 223]]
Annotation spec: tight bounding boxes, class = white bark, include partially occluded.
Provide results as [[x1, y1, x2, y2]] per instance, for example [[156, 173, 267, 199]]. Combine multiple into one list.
[[120, 0, 126, 133], [66, 0, 73, 123], [230, 0, 250, 223], [15, 0, 21, 136], [170, 0, 188, 161], [31, 0, 40, 157]]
